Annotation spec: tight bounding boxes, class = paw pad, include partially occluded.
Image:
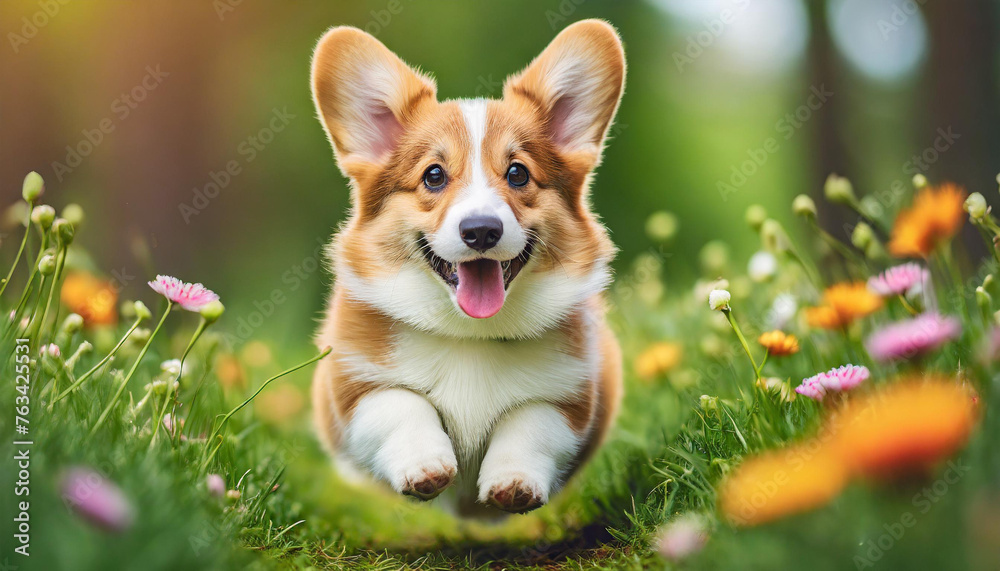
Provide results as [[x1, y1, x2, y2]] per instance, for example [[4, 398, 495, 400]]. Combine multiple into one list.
[[486, 479, 545, 513], [402, 465, 456, 500]]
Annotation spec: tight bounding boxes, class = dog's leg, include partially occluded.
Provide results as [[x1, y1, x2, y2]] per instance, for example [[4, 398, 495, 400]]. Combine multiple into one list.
[[344, 388, 457, 500], [477, 402, 582, 513]]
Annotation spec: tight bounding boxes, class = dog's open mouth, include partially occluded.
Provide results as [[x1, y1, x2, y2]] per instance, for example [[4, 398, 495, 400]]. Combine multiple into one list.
[[418, 236, 535, 319]]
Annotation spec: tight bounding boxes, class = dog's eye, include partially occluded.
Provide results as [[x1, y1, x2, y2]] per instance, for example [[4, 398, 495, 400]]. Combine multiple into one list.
[[506, 163, 529, 188], [423, 165, 447, 191]]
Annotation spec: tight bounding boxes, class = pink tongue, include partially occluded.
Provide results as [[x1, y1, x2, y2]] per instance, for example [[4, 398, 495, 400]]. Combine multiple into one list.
[[456, 259, 505, 318]]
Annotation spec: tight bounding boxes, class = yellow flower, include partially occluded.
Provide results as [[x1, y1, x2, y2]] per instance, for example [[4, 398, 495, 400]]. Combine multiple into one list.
[[805, 282, 882, 329], [828, 377, 978, 479], [719, 444, 848, 526], [888, 183, 966, 258], [757, 330, 799, 356], [60, 272, 118, 326], [634, 342, 683, 381]]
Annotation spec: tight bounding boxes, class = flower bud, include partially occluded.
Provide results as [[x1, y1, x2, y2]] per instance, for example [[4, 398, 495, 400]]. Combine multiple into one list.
[[62, 203, 85, 227], [792, 194, 817, 218], [22, 171, 44, 202], [53, 218, 75, 247], [709, 289, 731, 311], [760, 219, 790, 253], [745, 205, 767, 232], [40, 343, 60, 358], [131, 328, 152, 345], [964, 192, 988, 221], [977, 286, 992, 310], [824, 174, 856, 205], [38, 254, 57, 275], [645, 211, 678, 242], [226, 489, 241, 501], [133, 300, 152, 321], [851, 222, 874, 250], [699, 241, 729, 275], [912, 173, 928, 189], [199, 300, 225, 324], [699, 394, 719, 415], [61, 313, 84, 334], [984, 274, 994, 290], [31, 205, 55, 230]]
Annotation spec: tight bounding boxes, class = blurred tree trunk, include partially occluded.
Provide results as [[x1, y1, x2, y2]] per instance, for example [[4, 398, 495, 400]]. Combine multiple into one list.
[[923, 0, 1000, 194]]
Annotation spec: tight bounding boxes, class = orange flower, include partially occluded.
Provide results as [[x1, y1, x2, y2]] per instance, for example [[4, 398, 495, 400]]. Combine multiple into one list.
[[757, 331, 799, 356], [214, 354, 245, 390], [255, 384, 305, 425], [829, 377, 977, 479], [805, 282, 882, 329], [60, 272, 117, 326], [888, 183, 966, 258], [719, 444, 848, 526], [634, 342, 683, 381]]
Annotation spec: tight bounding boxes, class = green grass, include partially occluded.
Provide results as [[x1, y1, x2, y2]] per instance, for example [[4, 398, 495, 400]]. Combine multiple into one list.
[[2, 175, 1000, 570]]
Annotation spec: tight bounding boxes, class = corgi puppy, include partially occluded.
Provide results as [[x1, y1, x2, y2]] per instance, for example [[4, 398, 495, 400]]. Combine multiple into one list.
[[310, 19, 625, 515]]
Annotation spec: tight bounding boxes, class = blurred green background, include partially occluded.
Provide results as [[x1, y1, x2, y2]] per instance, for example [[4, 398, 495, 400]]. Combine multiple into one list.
[[2, 0, 999, 352]]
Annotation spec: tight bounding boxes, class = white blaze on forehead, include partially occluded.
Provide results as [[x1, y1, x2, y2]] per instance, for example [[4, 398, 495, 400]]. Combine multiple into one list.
[[428, 99, 527, 263]]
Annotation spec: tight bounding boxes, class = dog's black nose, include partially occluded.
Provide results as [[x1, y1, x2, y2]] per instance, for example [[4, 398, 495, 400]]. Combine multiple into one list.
[[459, 216, 503, 252]]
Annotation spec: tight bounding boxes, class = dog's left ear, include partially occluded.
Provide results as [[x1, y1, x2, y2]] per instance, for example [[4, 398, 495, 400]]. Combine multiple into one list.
[[505, 19, 625, 161]]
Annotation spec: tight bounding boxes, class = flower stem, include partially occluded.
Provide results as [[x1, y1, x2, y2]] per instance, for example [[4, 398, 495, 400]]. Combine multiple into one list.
[[6, 233, 48, 337], [201, 346, 331, 471], [90, 303, 173, 436], [723, 309, 760, 381], [52, 317, 143, 404], [0, 200, 33, 298], [32, 247, 65, 345], [897, 294, 918, 316], [150, 317, 210, 448]]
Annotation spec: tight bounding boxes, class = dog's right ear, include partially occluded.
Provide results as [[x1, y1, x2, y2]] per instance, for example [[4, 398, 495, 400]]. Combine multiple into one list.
[[311, 27, 436, 176]]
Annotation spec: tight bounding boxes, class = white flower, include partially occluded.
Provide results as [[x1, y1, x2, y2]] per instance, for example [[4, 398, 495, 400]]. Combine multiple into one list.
[[160, 359, 183, 381], [767, 293, 798, 330], [747, 251, 777, 283], [709, 289, 731, 311]]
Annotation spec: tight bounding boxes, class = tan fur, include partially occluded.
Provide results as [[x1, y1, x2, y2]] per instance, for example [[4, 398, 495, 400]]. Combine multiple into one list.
[[310, 19, 625, 511]]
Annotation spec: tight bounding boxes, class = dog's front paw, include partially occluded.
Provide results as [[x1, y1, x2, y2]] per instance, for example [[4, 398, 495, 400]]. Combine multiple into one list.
[[479, 472, 547, 513], [398, 459, 457, 500]]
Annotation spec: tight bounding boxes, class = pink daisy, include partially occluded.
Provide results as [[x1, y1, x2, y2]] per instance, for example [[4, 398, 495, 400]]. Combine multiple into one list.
[[865, 312, 961, 362], [206, 474, 226, 497], [795, 364, 870, 401], [795, 376, 827, 400], [61, 467, 134, 532], [867, 263, 929, 297], [148, 275, 219, 311]]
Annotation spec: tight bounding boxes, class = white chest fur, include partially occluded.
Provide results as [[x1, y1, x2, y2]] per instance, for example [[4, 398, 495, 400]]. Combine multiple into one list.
[[340, 315, 600, 469]]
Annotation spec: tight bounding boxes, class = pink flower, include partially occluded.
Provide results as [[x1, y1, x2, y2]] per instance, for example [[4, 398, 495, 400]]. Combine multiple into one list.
[[795, 376, 827, 400], [61, 467, 134, 532], [795, 364, 870, 401], [206, 474, 226, 497], [148, 275, 219, 311], [867, 263, 929, 297], [865, 313, 961, 362], [40, 343, 60, 358], [655, 515, 708, 561]]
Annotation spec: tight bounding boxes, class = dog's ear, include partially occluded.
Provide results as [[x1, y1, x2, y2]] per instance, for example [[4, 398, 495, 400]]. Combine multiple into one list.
[[311, 27, 436, 172], [505, 20, 625, 161]]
